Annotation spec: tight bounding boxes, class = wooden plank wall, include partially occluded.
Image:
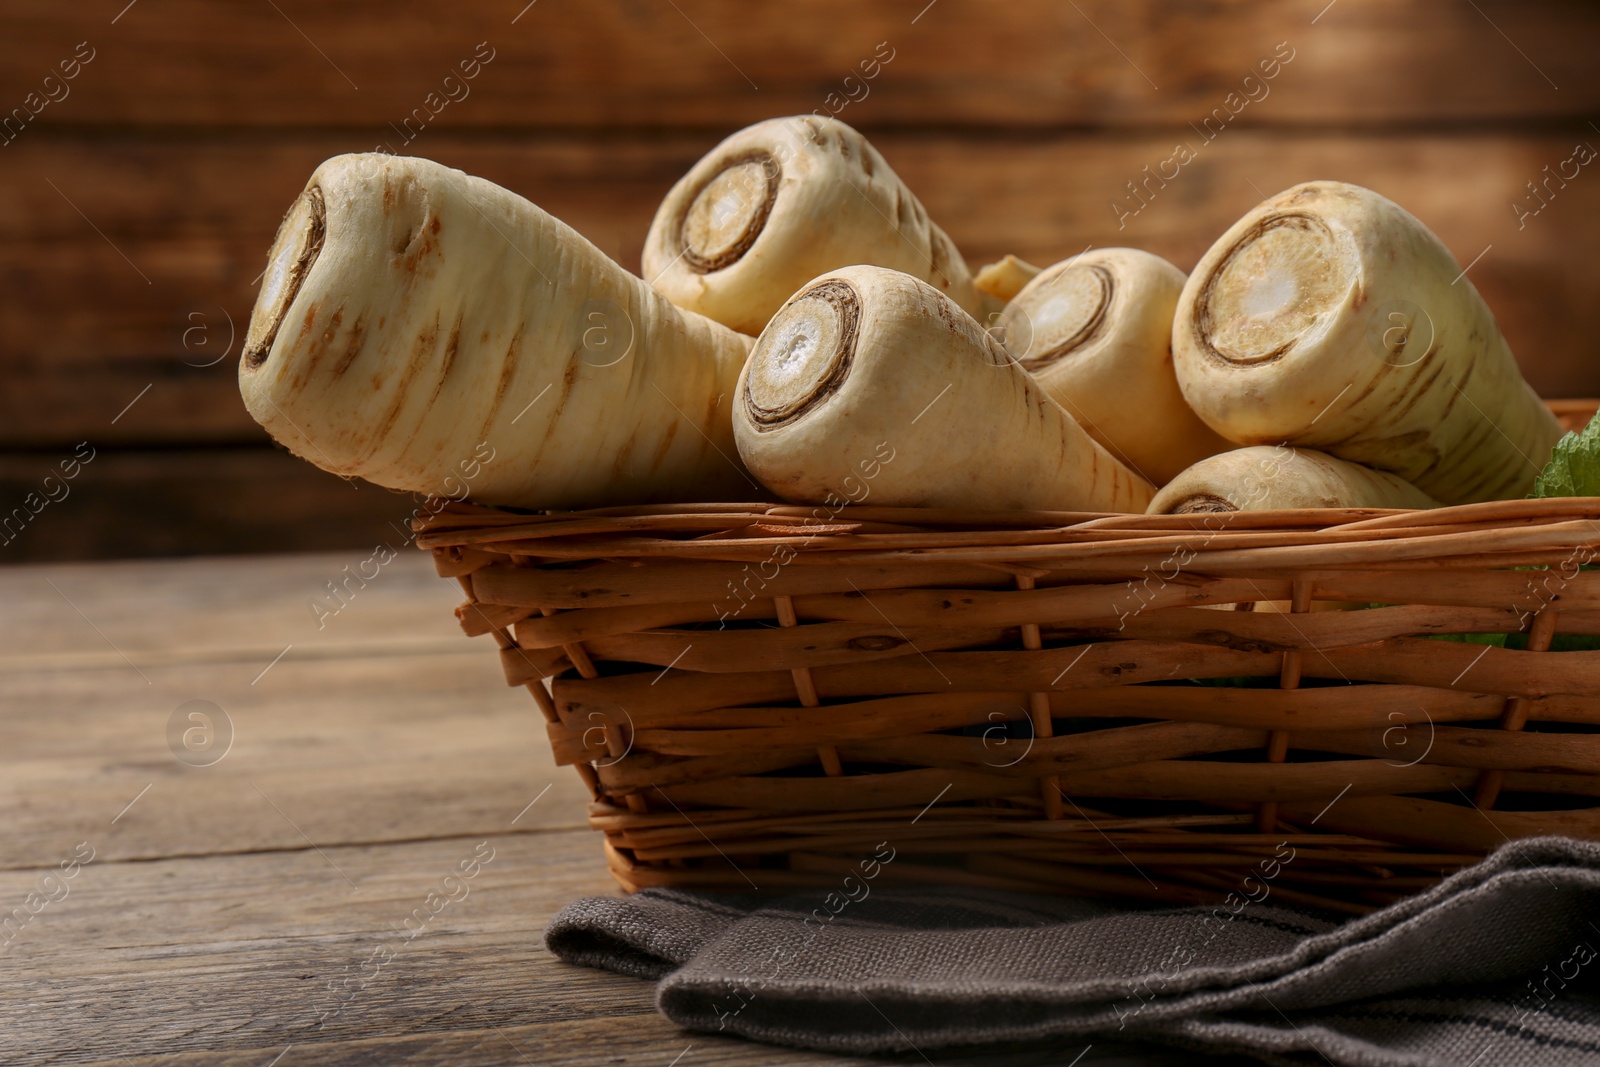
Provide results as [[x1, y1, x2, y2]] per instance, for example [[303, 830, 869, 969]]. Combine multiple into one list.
[[2, 0, 1598, 560]]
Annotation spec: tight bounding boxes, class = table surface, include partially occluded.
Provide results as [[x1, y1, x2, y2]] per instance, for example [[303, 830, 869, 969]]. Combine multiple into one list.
[[1, 550, 1258, 1066]]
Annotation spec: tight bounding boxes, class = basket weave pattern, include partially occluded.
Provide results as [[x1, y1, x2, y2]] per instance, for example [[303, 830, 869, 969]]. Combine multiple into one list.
[[418, 403, 1600, 914]]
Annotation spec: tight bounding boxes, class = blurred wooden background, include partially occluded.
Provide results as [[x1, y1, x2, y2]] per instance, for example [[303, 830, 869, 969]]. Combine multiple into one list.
[[2, 0, 1598, 560]]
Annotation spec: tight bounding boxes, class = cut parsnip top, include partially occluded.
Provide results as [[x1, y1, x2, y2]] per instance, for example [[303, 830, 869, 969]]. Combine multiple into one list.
[[240, 153, 754, 509], [999, 248, 1230, 485], [643, 116, 985, 335], [1172, 180, 1561, 505], [733, 265, 1156, 514]]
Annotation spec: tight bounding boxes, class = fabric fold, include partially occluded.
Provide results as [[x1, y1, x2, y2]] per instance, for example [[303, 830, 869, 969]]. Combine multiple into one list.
[[545, 837, 1600, 1066]]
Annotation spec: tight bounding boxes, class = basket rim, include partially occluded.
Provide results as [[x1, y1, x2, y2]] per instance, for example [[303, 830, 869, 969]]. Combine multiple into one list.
[[413, 495, 1600, 571], [413, 396, 1600, 569]]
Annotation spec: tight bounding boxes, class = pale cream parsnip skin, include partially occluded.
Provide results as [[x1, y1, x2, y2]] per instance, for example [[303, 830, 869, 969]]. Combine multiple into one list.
[[1172, 180, 1561, 505], [1149, 446, 1438, 515], [733, 265, 1155, 513], [643, 116, 986, 335], [239, 154, 753, 509], [973, 254, 1041, 303], [1000, 248, 1231, 485], [1150, 445, 1435, 615]]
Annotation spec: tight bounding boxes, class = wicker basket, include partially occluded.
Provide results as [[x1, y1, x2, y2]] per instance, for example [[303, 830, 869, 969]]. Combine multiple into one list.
[[417, 400, 1600, 914]]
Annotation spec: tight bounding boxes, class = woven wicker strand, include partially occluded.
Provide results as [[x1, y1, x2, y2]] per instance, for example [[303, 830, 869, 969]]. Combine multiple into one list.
[[1013, 574, 1065, 820], [420, 402, 1600, 912]]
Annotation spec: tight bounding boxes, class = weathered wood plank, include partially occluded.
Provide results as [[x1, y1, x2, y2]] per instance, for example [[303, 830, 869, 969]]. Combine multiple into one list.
[[55, 1032, 1214, 1067], [1, 833, 628, 1065], [3, 127, 1597, 459], [0, 449, 431, 562], [0, 834, 1222, 1066], [1, 0, 1595, 130], [0, 649, 587, 869], [58, 1026, 1210, 1067], [0, 551, 586, 867], [0, 546, 462, 662]]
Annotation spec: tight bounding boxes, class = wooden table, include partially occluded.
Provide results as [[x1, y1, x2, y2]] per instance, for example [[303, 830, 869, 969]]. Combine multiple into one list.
[[1, 552, 1251, 1066]]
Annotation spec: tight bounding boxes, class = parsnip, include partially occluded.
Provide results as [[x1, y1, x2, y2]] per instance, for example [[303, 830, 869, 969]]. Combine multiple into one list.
[[1172, 180, 1561, 504], [733, 265, 1155, 513], [643, 116, 986, 335], [239, 153, 754, 509], [998, 248, 1231, 484], [973, 254, 1041, 303], [1149, 446, 1438, 515], [1152, 446, 1435, 614]]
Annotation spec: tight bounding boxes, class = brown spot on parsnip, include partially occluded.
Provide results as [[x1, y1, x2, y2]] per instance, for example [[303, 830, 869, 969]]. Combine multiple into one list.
[[611, 428, 639, 477], [649, 419, 680, 471], [401, 218, 436, 272], [929, 233, 953, 290], [417, 314, 464, 420], [1448, 417, 1516, 499], [294, 307, 344, 388], [533, 343, 584, 452], [369, 316, 439, 447], [1388, 355, 1445, 421], [1435, 354, 1475, 423], [1342, 375, 1384, 415], [328, 314, 368, 381], [392, 222, 416, 256], [478, 328, 524, 441], [893, 185, 915, 231]]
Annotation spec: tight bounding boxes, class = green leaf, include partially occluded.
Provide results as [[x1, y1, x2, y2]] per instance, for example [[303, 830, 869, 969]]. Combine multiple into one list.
[[1429, 631, 1508, 648], [1532, 408, 1600, 498], [1189, 675, 1278, 688], [1548, 633, 1600, 652]]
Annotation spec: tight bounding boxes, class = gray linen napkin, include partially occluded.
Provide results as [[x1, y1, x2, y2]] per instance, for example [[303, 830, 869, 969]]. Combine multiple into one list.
[[546, 836, 1600, 1066]]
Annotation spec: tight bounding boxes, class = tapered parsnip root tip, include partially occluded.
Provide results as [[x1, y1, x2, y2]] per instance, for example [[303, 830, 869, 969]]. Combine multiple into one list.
[[734, 264, 1155, 514], [678, 151, 780, 274], [244, 188, 325, 371], [998, 248, 1229, 486], [742, 280, 859, 429], [238, 153, 754, 510], [1148, 446, 1438, 515], [644, 116, 984, 335], [1194, 212, 1351, 367], [973, 254, 1042, 303], [1173, 180, 1562, 505]]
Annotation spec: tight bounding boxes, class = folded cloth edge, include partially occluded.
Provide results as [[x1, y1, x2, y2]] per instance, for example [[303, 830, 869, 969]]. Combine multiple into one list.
[[545, 837, 1600, 1065]]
